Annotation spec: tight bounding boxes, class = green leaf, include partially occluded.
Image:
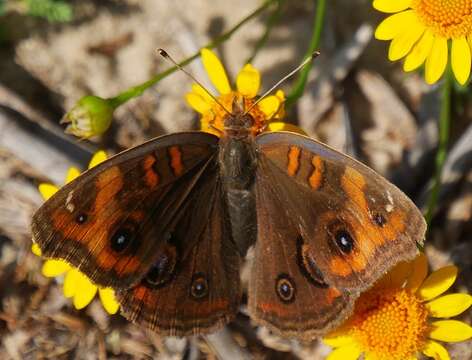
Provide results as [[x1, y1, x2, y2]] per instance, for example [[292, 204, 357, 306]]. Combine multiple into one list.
[[0, 0, 6, 16], [25, 0, 73, 23]]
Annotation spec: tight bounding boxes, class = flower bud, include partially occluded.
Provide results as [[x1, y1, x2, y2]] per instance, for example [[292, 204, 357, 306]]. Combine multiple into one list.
[[61, 95, 114, 138]]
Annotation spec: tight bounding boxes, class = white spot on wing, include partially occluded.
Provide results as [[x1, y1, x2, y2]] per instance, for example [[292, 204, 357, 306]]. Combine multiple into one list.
[[385, 190, 395, 212], [65, 191, 75, 213]]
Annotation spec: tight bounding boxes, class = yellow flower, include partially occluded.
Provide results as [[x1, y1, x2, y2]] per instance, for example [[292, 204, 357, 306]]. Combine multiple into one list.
[[373, 0, 472, 85], [61, 95, 115, 138], [185, 48, 304, 136], [32, 151, 120, 315], [324, 254, 472, 360]]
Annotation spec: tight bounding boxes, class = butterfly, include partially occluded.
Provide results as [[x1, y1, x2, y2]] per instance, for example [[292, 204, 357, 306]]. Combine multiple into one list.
[[31, 95, 426, 340]]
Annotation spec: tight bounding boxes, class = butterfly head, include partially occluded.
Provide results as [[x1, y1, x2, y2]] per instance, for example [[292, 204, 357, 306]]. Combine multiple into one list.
[[222, 96, 255, 138]]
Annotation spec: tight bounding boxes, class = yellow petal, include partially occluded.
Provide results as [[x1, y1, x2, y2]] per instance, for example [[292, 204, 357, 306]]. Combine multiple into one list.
[[326, 344, 362, 360], [373, 256, 415, 290], [323, 333, 356, 347], [451, 37, 471, 85], [469, 35, 472, 56], [388, 18, 425, 61], [257, 95, 281, 119], [386, 258, 415, 288], [63, 268, 80, 298], [273, 89, 286, 117], [236, 64, 260, 98], [429, 320, 472, 342], [426, 293, 472, 318], [406, 252, 428, 292], [191, 83, 215, 104], [73, 271, 98, 309], [185, 93, 212, 114], [98, 288, 120, 314], [425, 37, 448, 84], [275, 89, 285, 101], [267, 122, 307, 135], [31, 243, 42, 256], [65, 167, 81, 184], [42, 259, 71, 277], [201, 48, 231, 95], [373, 0, 411, 13], [88, 151, 107, 169], [38, 183, 58, 200], [375, 10, 415, 40], [404, 30, 434, 72], [200, 116, 211, 132], [422, 340, 450, 360], [418, 265, 457, 301]]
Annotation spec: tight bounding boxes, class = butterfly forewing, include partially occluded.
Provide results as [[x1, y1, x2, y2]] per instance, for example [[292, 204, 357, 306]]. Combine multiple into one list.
[[31, 132, 221, 289]]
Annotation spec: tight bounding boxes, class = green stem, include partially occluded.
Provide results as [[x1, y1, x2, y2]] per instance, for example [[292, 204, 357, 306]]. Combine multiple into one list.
[[107, 0, 278, 109], [424, 69, 452, 226], [286, 0, 327, 107], [245, 0, 285, 64]]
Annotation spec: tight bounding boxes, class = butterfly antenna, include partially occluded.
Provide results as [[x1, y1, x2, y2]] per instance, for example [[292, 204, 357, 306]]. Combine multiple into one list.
[[158, 49, 232, 116], [244, 50, 321, 115]]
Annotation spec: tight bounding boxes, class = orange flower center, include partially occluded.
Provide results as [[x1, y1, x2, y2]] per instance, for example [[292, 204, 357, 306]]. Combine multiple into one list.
[[200, 92, 268, 137], [412, 0, 472, 38], [348, 288, 429, 360]]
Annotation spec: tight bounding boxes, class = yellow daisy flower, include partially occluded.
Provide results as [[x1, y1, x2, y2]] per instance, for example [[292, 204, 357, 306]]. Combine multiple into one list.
[[185, 48, 304, 136], [324, 254, 472, 360], [31, 151, 120, 315], [373, 0, 472, 85]]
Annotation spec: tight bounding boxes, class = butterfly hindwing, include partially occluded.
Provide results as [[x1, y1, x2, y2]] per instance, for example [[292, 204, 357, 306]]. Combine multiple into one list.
[[249, 177, 354, 339], [31, 132, 221, 289], [117, 180, 241, 336]]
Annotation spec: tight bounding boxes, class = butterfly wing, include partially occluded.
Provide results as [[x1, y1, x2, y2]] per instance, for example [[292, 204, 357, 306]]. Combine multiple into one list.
[[250, 180, 353, 339], [249, 131, 425, 338], [117, 180, 241, 336], [31, 132, 224, 289]]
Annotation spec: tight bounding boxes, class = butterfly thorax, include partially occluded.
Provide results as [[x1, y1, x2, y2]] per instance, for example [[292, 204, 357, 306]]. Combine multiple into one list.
[[219, 103, 257, 190]]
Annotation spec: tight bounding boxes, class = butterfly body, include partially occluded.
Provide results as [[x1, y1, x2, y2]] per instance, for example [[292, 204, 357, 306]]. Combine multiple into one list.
[[218, 102, 258, 256], [32, 105, 426, 339]]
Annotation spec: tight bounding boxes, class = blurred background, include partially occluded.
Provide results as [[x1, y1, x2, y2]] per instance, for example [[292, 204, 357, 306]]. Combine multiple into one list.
[[0, 0, 471, 358]]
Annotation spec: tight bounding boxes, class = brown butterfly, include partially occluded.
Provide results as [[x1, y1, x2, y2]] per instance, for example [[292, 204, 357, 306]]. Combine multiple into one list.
[[31, 56, 426, 341]]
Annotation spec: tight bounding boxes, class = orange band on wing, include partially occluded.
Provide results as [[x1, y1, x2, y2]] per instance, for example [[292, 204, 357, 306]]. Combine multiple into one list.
[[329, 253, 366, 277], [169, 146, 184, 176], [143, 155, 159, 188], [51, 209, 142, 275], [328, 167, 408, 278], [308, 156, 324, 190], [95, 166, 124, 210], [133, 285, 148, 302], [341, 167, 368, 213], [287, 146, 301, 176], [97, 252, 141, 274], [326, 287, 342, 304]]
